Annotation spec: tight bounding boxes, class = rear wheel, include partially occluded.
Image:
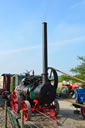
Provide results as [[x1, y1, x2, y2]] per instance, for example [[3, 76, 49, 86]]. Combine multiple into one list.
[[81, 107, 85, 119], [52, 99, 59, 117], [55, 99, 59, 116], [21, 100, 32, 121], [12, 91, 24, 113], [60, 86, 70, 98]]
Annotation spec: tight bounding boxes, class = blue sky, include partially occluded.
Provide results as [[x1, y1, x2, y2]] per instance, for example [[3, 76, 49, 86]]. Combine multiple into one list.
[[0, 0, 85, 75]]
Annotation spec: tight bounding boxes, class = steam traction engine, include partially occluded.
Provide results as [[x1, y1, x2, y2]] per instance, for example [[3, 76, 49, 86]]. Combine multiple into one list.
[[11, 23, 59, 122]]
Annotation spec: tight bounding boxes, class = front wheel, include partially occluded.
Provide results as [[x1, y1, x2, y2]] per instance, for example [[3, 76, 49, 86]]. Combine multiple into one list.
[[21, 100, 32, 121]]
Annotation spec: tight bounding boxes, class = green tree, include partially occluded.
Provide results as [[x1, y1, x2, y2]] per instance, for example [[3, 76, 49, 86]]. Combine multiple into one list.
[[59, 75, 73, 82], [59, 56, 85, 83], [70, 56, 85, 81]]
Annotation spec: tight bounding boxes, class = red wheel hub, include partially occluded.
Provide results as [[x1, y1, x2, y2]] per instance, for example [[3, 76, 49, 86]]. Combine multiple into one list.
[[12, 91, 18, 113], [21, 101, 29, 121], [82, 107, 85, 115]]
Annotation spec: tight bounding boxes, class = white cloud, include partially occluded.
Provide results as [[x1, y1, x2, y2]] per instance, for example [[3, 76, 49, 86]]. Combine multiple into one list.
[[0, 45, 40, 55], [49, 36, 85, 47], [71, 0, 85, 8], [49, 23, 85, 48]]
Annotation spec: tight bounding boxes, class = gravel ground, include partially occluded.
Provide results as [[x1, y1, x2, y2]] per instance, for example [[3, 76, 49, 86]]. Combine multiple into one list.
[[23, 99, 85, 128], [0, 99, 85, 128], [57, 99, 85, 128]]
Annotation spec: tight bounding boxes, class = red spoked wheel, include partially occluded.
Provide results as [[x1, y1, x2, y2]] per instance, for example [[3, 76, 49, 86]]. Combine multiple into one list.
[[11, 91, 24, 114], [12, 91, 19, 113], [21, 100, 32, 121], [81, 107, 85, 119]]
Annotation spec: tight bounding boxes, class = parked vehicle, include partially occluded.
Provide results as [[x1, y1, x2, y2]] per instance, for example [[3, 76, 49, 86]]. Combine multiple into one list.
[[60, 83, 80, 98], [73, 88, 85, 119], [11, 22, 59, 123]]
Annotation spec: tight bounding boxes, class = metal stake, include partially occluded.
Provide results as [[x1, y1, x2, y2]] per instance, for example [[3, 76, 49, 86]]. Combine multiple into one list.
[[4, 101, 7, 128]]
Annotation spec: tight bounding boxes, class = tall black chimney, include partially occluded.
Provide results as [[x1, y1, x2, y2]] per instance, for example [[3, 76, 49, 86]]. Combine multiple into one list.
[[34, 22, 58, 104], [42, 22, 48, 84]]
